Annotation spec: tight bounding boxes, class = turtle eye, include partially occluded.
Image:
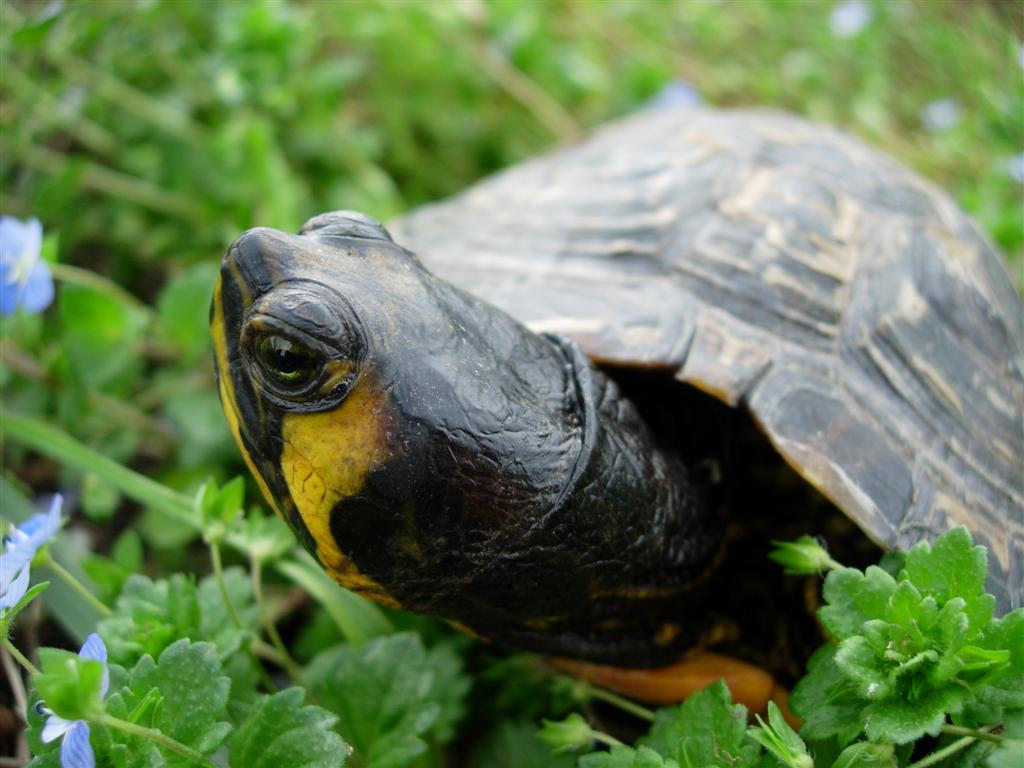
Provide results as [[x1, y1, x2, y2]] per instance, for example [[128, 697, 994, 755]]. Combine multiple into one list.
[[256, 335, 320, 389]]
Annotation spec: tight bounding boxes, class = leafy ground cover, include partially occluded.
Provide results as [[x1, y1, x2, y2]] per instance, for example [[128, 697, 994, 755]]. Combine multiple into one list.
[[1, 1, 1022, 767]]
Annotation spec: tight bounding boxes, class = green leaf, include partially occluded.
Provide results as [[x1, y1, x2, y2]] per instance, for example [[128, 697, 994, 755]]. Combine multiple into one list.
[[537, 712, 594, 753], [163, 390, 238, 470], [641, 680, 757, 768], [81, 472, 121, 521], [195, 477, 245, 539], [862, 686, 963, 744], [835, 637, 891, 701], [99, 568, 257, 667], [58, 283, 148, 394], [221, 649, 264, 725], [99, 573, 201, 665], [0, 582, 50, 635], [308, 633, 443, 768], [901, 527, 987, 606], [82, 531, 145, 606], [468, 721, 576, 768], [155, 261, 219, 364], [32, 648, 106, 721], [111, 640, 232, 763], [230, 688, 348, 768], [979, 610, 1024, 679], [423, 640, 470, 744], [820, 567, 897, 639], [790, 646, 865, 745], [747, 701, 813, 768], [830, 742, 897, 768], [580, 745, 681, 768], [112, 530, 143, 573], [981, 709, 1024, 767], [986, 740, 1024, 768], [239, 508, 294, 566], [197, 566, 259, 655]]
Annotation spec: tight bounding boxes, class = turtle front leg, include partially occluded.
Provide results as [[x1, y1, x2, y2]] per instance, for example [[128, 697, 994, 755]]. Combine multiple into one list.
[[552, 651, 799, 727]]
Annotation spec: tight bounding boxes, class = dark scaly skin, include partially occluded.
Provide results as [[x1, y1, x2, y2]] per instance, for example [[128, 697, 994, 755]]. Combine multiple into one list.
[[211, 213, 722, 666], [392, 107, 1024, 612]]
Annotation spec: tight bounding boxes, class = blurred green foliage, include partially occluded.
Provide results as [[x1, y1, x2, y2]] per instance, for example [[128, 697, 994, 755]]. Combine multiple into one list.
[[0, 0, 1019, 576], [1, 2, 1022, 764], [3, 0, 1021, 267], [1, 0, 1021, 605]]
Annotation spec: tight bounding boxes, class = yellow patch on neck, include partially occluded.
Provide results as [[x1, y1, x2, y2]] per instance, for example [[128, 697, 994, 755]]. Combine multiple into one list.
[[211, 279, 284, 521], [280, 379, 401, 608]]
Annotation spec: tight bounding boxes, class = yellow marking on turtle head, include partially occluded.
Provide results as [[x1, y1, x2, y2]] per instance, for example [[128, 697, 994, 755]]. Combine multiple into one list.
[[280, 379, 401, 607], [211, 278, 284, 520]]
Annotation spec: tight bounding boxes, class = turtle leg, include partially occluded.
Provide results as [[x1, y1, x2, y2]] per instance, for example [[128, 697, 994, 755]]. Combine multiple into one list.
[[552, 651, 798, 727]]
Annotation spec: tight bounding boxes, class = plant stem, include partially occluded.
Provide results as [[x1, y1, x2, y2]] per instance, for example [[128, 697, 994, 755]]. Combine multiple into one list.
[[4, 64, 118, 156], [2, 638, 39, 676], [39, 550, 112, 618], [905, 736, 975, 768], [590, 729, 626, 749], [100, 715, 216, 767], [940, 724, 1003, 744], [252, 639, 287, 664], [276, 555, 393, 644], [208, 541, 241, 629], [469, 37, 583, 143], [50, 263, 154, 316], [88, 389, 177, 447], [906, 726, 998, 768], [0, 644, 31, 765], [244, 641, 282, 694], [0, 642, 29, 716], [251, 558, 305, 687], [2, 412, 195, 527], [16, 143, 202, 220], [1, 341, 172, 446], [586, 684, 656, 722], [210, 543, 286, 693]]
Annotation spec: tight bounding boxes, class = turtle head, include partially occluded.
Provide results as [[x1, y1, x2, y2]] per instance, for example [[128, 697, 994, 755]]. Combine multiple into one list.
[[211, 211, 719, 662], [211, 211, 432, 606], [211, 210, 587, 613]]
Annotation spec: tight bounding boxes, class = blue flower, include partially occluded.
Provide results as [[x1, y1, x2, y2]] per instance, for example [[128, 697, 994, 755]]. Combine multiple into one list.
[[38, 633, 108, 768], [0, 562, 31, 611], [830, 0, 872, 38], [0, 216, 53, 316], [646, 79, 701, 111], [0, 495, 63, 612], [920, 98, 961, 132], [1008, 153, 1024, 184]]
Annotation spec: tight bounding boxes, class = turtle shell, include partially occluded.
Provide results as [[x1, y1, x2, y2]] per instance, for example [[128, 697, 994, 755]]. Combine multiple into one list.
[[391, 107, 1023, 612]]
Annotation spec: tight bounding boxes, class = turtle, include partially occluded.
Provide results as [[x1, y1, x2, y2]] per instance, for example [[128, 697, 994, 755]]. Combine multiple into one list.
[[210, 106, 1023, 705]]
